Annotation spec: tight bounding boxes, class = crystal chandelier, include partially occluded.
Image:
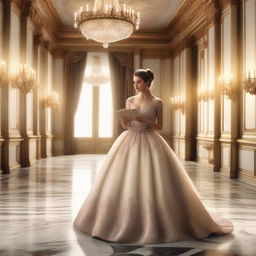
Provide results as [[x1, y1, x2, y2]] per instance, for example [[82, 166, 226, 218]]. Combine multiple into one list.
[[84, 55, 110, 85], [84, 73, 110, 84], [74, 0, 140, 48]]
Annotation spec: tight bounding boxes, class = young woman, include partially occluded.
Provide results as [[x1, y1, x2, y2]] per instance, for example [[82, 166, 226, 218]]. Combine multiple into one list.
[[74, 69, 233, 243]]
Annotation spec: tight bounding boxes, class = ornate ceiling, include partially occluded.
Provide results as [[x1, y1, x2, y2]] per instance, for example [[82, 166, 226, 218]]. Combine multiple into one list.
[[51, 0, 185, 30]]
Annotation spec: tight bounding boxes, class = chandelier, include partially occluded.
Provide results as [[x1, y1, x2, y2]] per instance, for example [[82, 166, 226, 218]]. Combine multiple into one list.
[[84, 73, 109, 84], [84, 55, 110, 85], [74, 0, 140, 48]]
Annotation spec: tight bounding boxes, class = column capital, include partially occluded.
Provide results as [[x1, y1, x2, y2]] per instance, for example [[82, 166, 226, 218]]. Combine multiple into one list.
[[1, 0, 19, 5], [51, 49, 68, 58], [220, 0, 239, 10], [34, 34, 44, 47], [204, 0, 221, 27], [18, 0, 33, 17], [163, 50, 171, 58], [34, 34, 52, 51], [180, 36, 195, 52]]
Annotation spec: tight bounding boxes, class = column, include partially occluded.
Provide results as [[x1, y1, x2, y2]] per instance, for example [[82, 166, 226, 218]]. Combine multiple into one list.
[[33, 34, 43, 160], [52, 50, 65, 156], [19, 0, 37, 167], [219, 0, 239, 178], [1, 0, 23, 173]]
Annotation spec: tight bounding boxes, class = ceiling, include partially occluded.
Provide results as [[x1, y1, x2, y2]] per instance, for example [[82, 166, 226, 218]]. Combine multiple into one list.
[[51, 0, 185, 30]]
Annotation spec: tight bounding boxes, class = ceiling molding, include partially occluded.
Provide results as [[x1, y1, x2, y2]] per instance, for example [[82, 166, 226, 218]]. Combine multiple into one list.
[[1, 0, 230, 53], [31, 0, 63, 41], [220, 0, 240, 10], [27, 0, 218, 54], [40, 0, 64, 27]]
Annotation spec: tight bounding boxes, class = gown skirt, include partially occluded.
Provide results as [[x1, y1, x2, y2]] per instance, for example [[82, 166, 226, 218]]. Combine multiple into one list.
[[74, 127, 233, 244]]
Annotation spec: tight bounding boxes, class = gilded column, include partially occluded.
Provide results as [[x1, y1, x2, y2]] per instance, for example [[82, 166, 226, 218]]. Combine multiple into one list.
[[183, 38, 197, 161], [219, 0, 239, 178], [207, 0, 222, 172], [19, 0, 37, 167], [1, 0, 23, 173], [39, 40, 48, 158], [33, 34, 43, 160], [52, 49, 66, 156]]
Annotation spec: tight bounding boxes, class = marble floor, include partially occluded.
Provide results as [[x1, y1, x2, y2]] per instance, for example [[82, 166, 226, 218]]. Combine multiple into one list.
[[0, 155, 256, 256]]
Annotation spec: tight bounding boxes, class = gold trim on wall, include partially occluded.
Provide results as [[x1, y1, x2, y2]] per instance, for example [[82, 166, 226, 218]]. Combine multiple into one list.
[[141, 49, 166, 59], [220, 0, 239, 10]]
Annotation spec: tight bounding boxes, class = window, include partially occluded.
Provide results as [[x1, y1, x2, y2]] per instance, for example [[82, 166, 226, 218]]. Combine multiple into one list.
[[74, 53, 113, 138]]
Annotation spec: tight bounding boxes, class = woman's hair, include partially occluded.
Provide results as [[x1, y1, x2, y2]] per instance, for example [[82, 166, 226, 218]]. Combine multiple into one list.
[[134, 69, 155, 87]]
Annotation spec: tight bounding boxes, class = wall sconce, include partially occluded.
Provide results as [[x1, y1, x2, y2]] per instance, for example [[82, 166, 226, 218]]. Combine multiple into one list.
[[0, 59, 8, 84], [243, 70, 256, 95], [208, 88, 215, 100], [198, 86, 208, 101], [198, 86, 215, 101], [171, 96, 185, 113], [11, 64, 37, 93], [202, 143, 214, 164], [218, 74, 236, 100], [45, 91, 60, 110]]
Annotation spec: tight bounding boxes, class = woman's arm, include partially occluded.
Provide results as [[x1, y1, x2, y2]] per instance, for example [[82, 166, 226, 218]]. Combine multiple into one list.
[[136, 100, 163, 130]]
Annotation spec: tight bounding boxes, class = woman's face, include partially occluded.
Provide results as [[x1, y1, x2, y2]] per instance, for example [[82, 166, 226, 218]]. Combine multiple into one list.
[[133, 76, 149, 92]]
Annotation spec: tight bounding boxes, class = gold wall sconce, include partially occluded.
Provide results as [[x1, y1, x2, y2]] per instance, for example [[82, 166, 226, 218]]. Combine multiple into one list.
[[202, 143, 214, 164], [11, 64, 37, 93], [171, 96, 185, 113], [243, 71, 256, 95], [44, 91, 60, 110], [198, 86, 215, 101], [0, 59, 8, 84], [218, 74, 236, 100]]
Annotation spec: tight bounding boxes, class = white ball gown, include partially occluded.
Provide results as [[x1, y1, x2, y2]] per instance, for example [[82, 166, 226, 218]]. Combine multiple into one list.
[[74, 98, 233, 244]]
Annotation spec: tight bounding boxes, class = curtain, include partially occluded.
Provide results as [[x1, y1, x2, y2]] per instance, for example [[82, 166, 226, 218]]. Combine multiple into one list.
[[109, 52, 134, 137], [64, 53, 87, 155]]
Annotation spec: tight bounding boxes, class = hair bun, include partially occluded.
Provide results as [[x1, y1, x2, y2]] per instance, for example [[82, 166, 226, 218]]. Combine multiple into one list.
[[146, 69, 154, 81], [134, 68, 155, 87]]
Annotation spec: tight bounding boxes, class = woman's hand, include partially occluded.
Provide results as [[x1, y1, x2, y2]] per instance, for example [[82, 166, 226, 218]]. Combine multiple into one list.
[[120, 118, 131, 129], [135, 116, 146, 123]]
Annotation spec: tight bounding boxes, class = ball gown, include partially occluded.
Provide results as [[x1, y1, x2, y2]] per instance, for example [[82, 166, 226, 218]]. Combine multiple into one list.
[[74, 98, 233, 244]]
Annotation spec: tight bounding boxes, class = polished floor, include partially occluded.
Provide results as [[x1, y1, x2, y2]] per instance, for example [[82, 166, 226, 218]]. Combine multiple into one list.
[[0, 155, 255, 256]]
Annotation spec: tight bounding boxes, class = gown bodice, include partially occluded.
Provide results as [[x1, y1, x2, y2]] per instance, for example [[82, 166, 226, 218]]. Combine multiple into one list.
[[129, 98, 160, 132]]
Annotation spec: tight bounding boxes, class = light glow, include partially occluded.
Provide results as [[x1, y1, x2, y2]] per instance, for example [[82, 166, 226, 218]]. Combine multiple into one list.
[[74, 84, 93, 137], [99, 83, 113, 137]]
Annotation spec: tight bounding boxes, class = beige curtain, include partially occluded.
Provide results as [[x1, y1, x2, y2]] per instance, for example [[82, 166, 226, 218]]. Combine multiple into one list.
[[64, 53, 87, 155], [109, 52, 134, 136]]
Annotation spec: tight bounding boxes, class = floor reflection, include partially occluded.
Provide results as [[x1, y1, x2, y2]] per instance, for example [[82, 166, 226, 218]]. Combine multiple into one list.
[[0, 155, 255, 256]]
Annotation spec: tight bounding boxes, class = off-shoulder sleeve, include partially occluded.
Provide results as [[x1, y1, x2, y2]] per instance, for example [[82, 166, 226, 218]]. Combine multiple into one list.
[[126, 97, 132, 109], [156, 99, 163, 112]]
